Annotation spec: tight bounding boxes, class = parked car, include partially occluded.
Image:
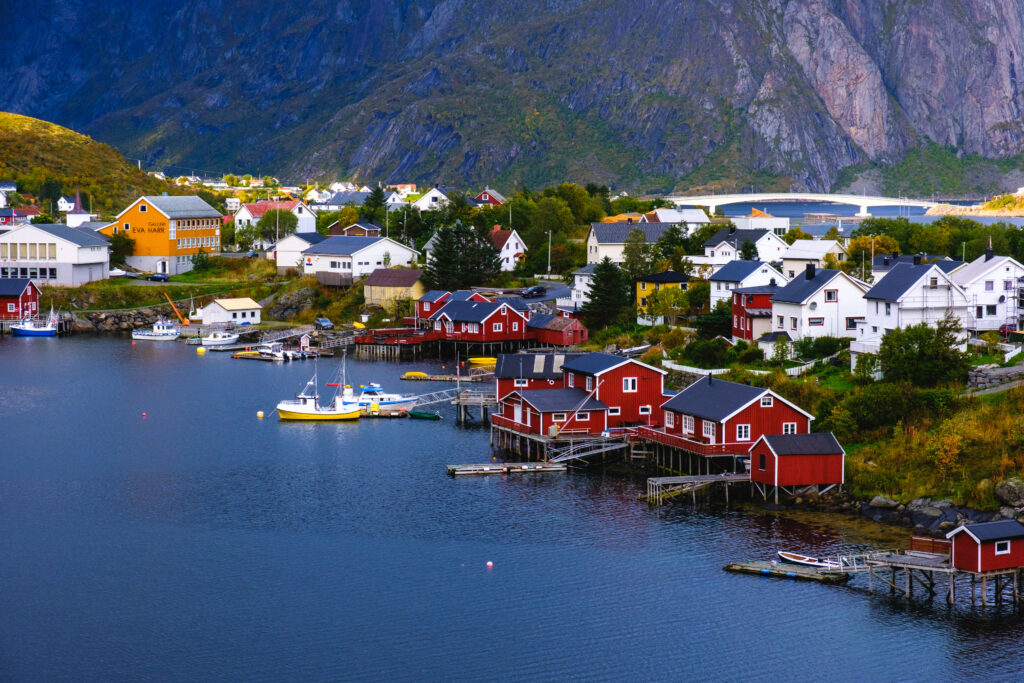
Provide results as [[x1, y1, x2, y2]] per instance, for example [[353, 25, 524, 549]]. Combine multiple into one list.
[[314, 317, 335, 330], [245, 250, 260, 258], [999, 323, 1018, 336], [522, 285, 547, 298], [146, 273, 170, 282]]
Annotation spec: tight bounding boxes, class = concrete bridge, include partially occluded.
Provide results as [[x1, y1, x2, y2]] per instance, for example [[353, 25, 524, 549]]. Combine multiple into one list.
[[665, 192, 938, 217]]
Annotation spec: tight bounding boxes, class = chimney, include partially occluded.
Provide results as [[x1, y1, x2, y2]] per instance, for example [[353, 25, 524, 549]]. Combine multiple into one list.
[[882, 256, 890, 266], [913, 254, 922, 266], [627, 217, 632, 224], [893, 251, 899, 259], [805, 263, 816, 280], [769, 278, 776, 287], [986, 236, 994, 261], [729, 224, 736, 234]]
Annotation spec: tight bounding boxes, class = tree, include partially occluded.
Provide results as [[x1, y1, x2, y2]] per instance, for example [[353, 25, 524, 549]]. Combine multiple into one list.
[[686, 279, 710, 315], [422, 222, 500, 290], [580, 258, 630, 330], [256, 209, 298, 244], [878, 316, 968, 387], [824, 226, 842, 240], [782, 227, 812, 245], [646, 286, 689, 326], [191, 248, 211, 271], [686, 223, 721, 254], [772, 337, 791, 364], [739, 239, 758, 260], [362, 185, 387, 224], [621, 227, 655, 285], [694, 299, 732, 339], [108, 232, 135, 266], [220, 219, 235, 248], [655, 224, 686, 261], [853, 352, 879, 383]]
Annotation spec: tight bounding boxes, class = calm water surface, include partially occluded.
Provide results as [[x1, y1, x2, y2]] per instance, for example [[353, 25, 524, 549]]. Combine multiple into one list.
[[1, 337, 1022, 681]]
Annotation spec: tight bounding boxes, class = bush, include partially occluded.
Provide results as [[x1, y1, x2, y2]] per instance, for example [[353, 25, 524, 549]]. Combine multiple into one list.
[[794, 336, 844, 360], [680, 337, 730, 368]]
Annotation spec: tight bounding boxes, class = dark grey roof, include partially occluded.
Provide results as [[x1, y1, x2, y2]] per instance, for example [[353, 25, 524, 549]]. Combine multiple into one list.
[[142, 195, 221, 219], [303, 236, 382, 255], [934, 260, 964, 273], [324, 191, 370, 206], [0, 181, 17, 191], [25, 223, 110, 247], [496, 296, 529, 312], [514, 388, 607, 413], [589, 222, 674, 244], [733, 284, 781, 295], [702, 228, 770, 249], [450, 290, 484, 301], [760, 433, 843, 455], [494, 352, 584, 379], [429, 300, 504, 323], [574, 263, 598, 275], [661, 375, 767, 421], [757, 331, 792, 343], [872, 253, 953, 271], [950, 520, 1024, 542], [561, 352, 628, 375], [0, 278, 34, 296], [637, 271, 691, 284], [348, 222, 382, 232], [299, 232, 327, 245], [865, 263, 937, 302], [770, 269, 845, 304], [710, 260, 769, 282], [419, 290, 450, 302]]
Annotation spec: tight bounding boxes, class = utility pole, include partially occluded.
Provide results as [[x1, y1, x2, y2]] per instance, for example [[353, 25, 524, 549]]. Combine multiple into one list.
[[547, 230, 552, 275]]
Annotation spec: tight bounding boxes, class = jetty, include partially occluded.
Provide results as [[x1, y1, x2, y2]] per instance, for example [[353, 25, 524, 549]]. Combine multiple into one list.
[[724, 561, 852, 584], [446, 462, 567, 476]]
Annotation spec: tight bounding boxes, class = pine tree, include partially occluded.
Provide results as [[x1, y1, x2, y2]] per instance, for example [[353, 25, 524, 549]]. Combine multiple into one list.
[[423, 226, 462, 290], [581, 257, 630, 330], [422, 222, 500, 290], [739, 239, 758, 260]]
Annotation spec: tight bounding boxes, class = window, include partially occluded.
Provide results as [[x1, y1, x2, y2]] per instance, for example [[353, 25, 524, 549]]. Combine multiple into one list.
[[139, 204, 147, 212], [553, 413, 567, 422], [985, 280, 994, 291], [825, 290, 838, 302], [512, 322, 518, 331], [759, 453, 766, 471], [683, 415, 694, 434], [885, 302, 891, 315], [6, 303, 14, 312], [493, 323, 503, 332], [846, 317, 858, 330], [790, 317, 797, 330], [609, 407, 621, 416], [639, 405, 651, 415], [123, 223, 129, 232], [987, 305, 997, 316], [1006, 280, 1014, 291], [232, 312, 237, 319], [736, 424, 750, 441], [586, 377, 593, 392], [330, 261, 340, 268], [514, 378, 528, 387], [423, 302, 430, 312], [976, 306, 983, 318], [640, 282, 647, 290], [995, 540, 1011, 555], [665, 412, 674, 429], [783, 422, 797, 435], [567, 374, 574, 388], [703, 420, 715, 438], [761, 396, 773, 407], [930, 277, 938, 289], [577, 412, 589, 421], [777, 315, 784, 328], [808, 317, 824, 326], [623, 377, 637, 392]]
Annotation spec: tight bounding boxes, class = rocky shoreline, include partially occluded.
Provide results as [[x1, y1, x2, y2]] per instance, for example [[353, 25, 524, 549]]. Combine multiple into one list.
[[68, 309, 171, 334]]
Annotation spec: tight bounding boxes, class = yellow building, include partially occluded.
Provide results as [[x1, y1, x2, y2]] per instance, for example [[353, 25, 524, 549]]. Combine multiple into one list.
[[362, 268, 425, 309], [100, 195, 222, 275], [636, 271, 691, 313]]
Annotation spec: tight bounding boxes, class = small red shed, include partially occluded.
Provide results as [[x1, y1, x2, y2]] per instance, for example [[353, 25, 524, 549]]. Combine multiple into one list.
[[946, 520, 1024, 574], [527, 313, 589, 346], [748, 433, 844, 488], [494, 388, 608, 436], [0, 278, 41, 319]]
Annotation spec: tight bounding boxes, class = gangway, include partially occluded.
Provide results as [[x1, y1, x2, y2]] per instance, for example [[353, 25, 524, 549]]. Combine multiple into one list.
[[260, 325, 314, 343], [413, 388, 461, 407], [548, 439, 628, 463]]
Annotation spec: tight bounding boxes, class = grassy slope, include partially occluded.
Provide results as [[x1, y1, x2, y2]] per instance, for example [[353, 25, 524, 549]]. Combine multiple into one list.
[[0, 112, 177, 215]]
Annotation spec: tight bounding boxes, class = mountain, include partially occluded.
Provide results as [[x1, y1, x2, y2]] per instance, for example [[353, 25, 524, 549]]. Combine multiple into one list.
[[4, 1, 1024, 194], [0, 112, 175, 215]]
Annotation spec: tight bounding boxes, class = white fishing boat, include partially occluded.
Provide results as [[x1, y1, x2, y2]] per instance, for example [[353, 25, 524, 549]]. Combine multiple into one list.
[[339, 382, 419, 413], [277, 364, 361, 421], [201, 330, 240, 346], [11, 307, 59, 337], [256, 341, 296, 360], [132, 318, 180, 341]]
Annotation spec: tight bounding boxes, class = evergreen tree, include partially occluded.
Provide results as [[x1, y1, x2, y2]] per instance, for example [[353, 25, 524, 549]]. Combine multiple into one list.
[[621, 227, 655, 285], [739, 239, 758, 260], [361, 186, 387, 224], [580, 258, 630, 330], [656, 224, 686, 260], [423, 226, 462, 290], [422, 222, 500, 290]]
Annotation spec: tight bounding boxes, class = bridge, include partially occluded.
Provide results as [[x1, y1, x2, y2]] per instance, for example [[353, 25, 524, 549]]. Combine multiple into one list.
[[665, 192, 938, 217]]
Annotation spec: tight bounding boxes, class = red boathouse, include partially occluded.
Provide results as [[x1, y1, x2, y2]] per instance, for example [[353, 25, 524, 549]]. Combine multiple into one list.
[[493, 352, 582, 400], [748, 433, 844, 502], [946, 520, 1024, 574], [0, 278, 41, 319], [561, 352, 666, 428]]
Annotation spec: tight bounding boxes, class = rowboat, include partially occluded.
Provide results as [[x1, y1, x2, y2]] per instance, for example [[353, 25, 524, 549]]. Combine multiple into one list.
[[402, 371, 429, 380], [468, 356, 497, 366], [777, 551, 844, 569], [408, 410, 442, 420]]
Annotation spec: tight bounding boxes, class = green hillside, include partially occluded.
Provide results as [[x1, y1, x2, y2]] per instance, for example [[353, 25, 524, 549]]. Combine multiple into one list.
[[0, 112, 176, 217]]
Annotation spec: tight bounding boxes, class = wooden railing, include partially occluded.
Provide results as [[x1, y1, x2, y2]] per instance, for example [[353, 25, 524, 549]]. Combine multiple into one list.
[[634, 426, 749, 456], [491, 414, 535, 434], [909, 536, 952, 555]]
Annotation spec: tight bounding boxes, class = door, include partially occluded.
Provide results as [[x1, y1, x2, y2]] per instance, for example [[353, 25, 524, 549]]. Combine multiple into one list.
[[160, 260, 167, 274], [513, 403, 522, 423]]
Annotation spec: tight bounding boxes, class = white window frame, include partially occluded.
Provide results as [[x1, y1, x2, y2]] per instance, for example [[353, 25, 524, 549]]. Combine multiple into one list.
[[736, 424, 750, 441], [493, 322, 503, 333], [623, 377, 637, 393], [683, 415, 694, 434], [702, 420, 715, 438], [995, 540, 1011, 556], [760, 396, 773, 407], [639, 405, 651, 415], [576, 412, 589, 421], [586, 377, 593, 392], [567, 374, 574, 388], [665, 412, 674, 429], [552, 413, 567, 423], [512, 322, 518, 331], [514, 378, 528, 387], [782, 422, 797, 435], [424, 302, 430, 312], [608, 407, 620, 416]]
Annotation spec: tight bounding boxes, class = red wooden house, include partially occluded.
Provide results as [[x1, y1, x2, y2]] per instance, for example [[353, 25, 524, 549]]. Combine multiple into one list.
[[493, 352, 582, 400], [526, 314, 588, 346], [748, 433, 844, 501], [495, 388, 608, 436], [448, 290, 490, 303], [417, 290, 451, 322], [561, 352, 666, 428], [732, 282, 781, 342], [475, 187, 507, 206], [946, 520, 1024, 574], [0, 278, 41, 319], [429, 300, 529, 342], [659, 376, 813, 450]]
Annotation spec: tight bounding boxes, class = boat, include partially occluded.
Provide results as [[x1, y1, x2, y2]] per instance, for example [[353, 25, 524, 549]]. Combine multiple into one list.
[[408, 410, 442, 420], [777, 551, 844, 569], [402, 371, 429, 380], [339, 382, 419, 413], [468, 356, 497, 366], [256, 341, 296, 360], [132, 318, 180, 341], [11, 307, 59, 337], [617, 344, 652, 358], [277, 365, 361, 421], [201, 330, 240, 346]]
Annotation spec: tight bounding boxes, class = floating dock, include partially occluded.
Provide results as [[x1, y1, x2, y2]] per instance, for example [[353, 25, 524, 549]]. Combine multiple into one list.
[[446, 462, 567, 476], [724, 561, 852, 584], [400, 373, 492, 382]]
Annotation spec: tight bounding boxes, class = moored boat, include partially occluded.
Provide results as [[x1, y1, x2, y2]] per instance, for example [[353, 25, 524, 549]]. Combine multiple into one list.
[[11, 307, 58, 337], [277, 368, 361, 421], [408, 410, 442, 420], [339, 382, 418, 413], [468, 356, 497, 366], [132, 318, 180, 341], [257, 341, 296, 360], [201, 330, 240, 346], [777, 551, 844, 569]]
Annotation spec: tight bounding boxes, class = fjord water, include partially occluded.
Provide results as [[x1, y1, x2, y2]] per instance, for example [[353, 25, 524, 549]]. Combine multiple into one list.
[[2, 337, 1023, 681]]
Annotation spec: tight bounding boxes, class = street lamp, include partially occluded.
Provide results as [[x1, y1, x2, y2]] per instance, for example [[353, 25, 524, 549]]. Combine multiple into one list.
[[547, 230, 552, 275]]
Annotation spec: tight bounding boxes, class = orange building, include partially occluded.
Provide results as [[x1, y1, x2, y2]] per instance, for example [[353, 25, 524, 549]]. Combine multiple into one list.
[[101, 196, 222, 275]]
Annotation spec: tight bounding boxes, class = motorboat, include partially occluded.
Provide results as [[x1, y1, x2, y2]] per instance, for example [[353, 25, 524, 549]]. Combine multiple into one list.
[[277, 367, 360, 421], [11, 307, 58, 337], [339, 382, 419, 413], [256, 341, 296, 360], [777, 551, 844, 570], [201, 330, 240, 346], [132, 318, 180, 341]]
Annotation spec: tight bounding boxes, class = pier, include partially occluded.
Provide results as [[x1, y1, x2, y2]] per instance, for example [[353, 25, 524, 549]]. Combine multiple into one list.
[[446, 462, 567, 476], [724, 561, 852, 584]]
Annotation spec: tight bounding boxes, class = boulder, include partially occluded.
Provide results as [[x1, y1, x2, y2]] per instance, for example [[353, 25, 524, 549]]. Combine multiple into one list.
[[995, 478, 1024, 507], [869, 495, 899, 508]]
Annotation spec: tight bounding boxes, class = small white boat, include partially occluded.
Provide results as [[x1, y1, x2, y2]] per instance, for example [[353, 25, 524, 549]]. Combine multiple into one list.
[[132, 318, 180, 341], [777, 551, 844, 569], [11, 307, 59, 337], [339, 382, 419, 413], [201, 330, 240, 346], [256, 341, 296, 361]]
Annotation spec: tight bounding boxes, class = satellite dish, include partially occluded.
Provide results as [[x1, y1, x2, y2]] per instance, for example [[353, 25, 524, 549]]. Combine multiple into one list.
[[809, 301, 817, 310], [1000, 295, 1006, 303]]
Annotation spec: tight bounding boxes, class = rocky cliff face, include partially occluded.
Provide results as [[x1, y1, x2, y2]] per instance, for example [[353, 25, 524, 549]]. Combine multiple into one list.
[[3, 0, 1024, 192]]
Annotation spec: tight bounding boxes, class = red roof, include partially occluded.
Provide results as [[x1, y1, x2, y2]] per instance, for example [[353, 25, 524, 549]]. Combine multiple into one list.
[[490, 228, 513, 250], [18, 206, 41, 215], [243, 200, 300, 218]]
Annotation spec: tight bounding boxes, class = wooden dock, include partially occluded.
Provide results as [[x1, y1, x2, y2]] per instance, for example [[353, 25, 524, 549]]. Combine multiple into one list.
[[401, 373, 491, 382], [446, 462, 567, 476], [724, 561, 852, 584]]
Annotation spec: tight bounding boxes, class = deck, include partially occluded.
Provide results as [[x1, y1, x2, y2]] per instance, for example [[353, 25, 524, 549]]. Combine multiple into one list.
[[446, 462, 567, 476], [634, 426, 750, 457]]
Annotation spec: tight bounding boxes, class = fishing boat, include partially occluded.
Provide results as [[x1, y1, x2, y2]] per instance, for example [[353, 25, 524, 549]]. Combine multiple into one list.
[[277, 365, 361, 421], [256, 341, 296, 360], [132, 318, 180, 341], [201, 330, 240, 346], [11, 307, 59, 337], [339, 382, 419, 413], [408, 410, 442, 420], [468, 356, 497, 366], [777, 551, 844, 569]]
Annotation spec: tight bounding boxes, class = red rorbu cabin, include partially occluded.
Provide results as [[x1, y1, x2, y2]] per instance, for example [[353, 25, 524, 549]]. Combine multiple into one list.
[[731, 282, 781, 342], [526, 314, 588, 346], [495, 388, 608, 436], [748, 433, 844, 490], [946, 520, 1024, 574], [417, 290, 451, 323], [429, 300, 529, 342], [493, 352, 582, 400], [560, 352, 665, 428], [0, 278, 41, 319]]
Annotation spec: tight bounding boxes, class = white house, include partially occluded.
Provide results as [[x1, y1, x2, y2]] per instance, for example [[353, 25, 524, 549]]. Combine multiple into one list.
[[731, 209, 790, 236], [769, 265, 870, 340], [850, 262, 970, 367], [57, 196, 76, 213], [313, 191, 370, 211], [556, 263, 598, 313], [200, 297, 262, 326], [305, 187, 332, 204], [225, 197, 241, 213], [585, 222, 677, 263], [702, 227, 788, 263], [271, 232, 327, 273], [412, 187, 450, 212], [233, 200, 315, 241], [489, 227, 527, 272], [302, 236, 419, 281], [869, 253, 960, 282], [948, 248, 1024, 333], [0, 223, 110, 286], [780, 240, 848, 280], [329, 181, 359, 193], [709, 260, 789, 309]]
